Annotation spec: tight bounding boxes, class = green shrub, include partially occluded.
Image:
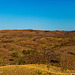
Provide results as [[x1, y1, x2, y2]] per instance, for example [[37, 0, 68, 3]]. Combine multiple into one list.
[[10, 48, 14, 51], [0, 61, 2, 64], [56, 57, 62, 63], [32, 50, 37, 54], [51, 63, 54, 66], [2, 63, 6, 66], [62, 67, 67, 71], [18, 59, 27, 65], [22, 50, 37, 55], [22, 50, 27, 55], [0, 55, 2, 59], [37, 70, 42, 75], [27, 50, 32, 54], [22, 50, 31, 55], [11, 52, 19, 58]]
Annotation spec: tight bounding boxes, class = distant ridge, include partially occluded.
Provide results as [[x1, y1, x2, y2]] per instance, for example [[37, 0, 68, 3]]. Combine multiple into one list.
[[0, 29, 75, 32]]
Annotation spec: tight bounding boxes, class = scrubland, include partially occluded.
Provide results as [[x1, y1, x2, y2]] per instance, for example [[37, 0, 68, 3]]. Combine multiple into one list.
[[0, 30, 75, 75]]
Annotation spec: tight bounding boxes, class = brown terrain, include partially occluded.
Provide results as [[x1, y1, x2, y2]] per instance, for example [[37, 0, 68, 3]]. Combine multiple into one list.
[[0, 29, 75, 70]]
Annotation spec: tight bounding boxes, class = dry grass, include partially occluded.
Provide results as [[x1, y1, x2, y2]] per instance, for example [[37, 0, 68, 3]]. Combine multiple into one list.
[[0, 30, 75, 71], [0, 64, 75, 75]]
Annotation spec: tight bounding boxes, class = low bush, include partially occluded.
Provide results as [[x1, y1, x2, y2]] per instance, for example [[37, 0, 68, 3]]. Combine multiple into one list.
[[37, 70, 42, 75], [56, 57, 62, 63], [0, 55, 2, 59], [22, 50, 37, 55], [22, 50, 27, 55], [11, 52, 19, 58], [68, 52, 75, 55], [18, 58, 27, 65]]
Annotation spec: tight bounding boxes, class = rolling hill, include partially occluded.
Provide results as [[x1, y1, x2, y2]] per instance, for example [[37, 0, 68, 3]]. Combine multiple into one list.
[[0, 29, 75, 75]]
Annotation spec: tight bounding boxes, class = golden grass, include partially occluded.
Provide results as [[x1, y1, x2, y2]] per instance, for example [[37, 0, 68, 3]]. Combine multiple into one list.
[[0, 64, 75, 75]]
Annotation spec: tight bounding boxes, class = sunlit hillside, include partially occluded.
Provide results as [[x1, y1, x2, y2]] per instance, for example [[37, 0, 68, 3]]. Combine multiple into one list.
[[0, 30, 75, 75], [0, 64, 75, 75]]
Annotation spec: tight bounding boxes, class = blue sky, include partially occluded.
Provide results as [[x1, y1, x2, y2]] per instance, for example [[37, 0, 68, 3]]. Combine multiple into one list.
[[0, 0, 75, 30]]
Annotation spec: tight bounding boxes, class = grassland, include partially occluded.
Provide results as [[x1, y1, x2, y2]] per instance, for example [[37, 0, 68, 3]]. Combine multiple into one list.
[[0, 64, 75, 75], [0, 30, 75, 75]]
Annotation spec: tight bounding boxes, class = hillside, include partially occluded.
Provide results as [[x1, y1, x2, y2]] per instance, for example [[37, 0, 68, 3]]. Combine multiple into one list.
[[0, 64, 75, 75], [0, 30, 75, 72]]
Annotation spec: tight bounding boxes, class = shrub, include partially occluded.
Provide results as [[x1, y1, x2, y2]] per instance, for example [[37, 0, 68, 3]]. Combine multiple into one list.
[[22, 50, 37, 55], [11, 52, 19, 58], [10, 48, 14, 51], [0, 61, 2, 64], [51, 63, 54, 66], [2, 64, 6, 66], [9, 59, 14, 61], [56, 57, 62, 63], [18, 59, 27, 65], [0, 55, 2, 59], [22, 50, 27, 55], [27, 50, 32, 54], [37, 70, 42, 75], [32, 50, 37, 54], [22, 50, 31, 55], [68, 52, 75, 55], [62, 67, 67, 71]]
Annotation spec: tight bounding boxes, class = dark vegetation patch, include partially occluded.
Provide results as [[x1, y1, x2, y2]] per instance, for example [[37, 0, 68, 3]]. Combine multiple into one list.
[[17, 58, 27, 65], [67, 52, 75, 55], [9, 59, 14, 61], [50, 60, 59, 63], [11, 52, 19, 58], [22, 49, 37, 55], [50, 57, 62, 63]]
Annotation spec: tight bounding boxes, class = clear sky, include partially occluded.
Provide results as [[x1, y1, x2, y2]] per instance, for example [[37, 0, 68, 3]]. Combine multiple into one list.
[[0, 0, 75, 31]]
